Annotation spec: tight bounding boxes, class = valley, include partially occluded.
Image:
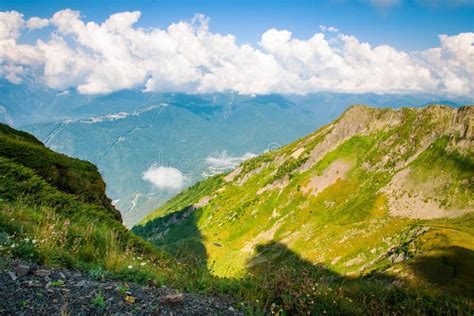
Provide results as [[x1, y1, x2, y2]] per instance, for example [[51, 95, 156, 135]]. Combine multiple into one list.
[[2, 79, 471, 225]]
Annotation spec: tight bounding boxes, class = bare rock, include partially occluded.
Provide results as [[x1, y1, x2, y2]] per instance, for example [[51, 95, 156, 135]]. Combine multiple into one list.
[[35, 269, 51, 277], [76, 280, 89, 287], [161, 292, 184, 305], [26, 280, 42, 288], [13, 264, 30, 277]]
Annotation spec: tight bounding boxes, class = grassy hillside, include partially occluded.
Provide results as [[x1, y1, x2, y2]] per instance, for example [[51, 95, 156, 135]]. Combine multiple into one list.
[[134, 105, 474, 312], [0, 123, 213, 290], [0, 123, 121, 220]]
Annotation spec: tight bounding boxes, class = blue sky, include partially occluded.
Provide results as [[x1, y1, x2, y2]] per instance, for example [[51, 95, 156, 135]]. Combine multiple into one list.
[[2, 0, 473, 51], [0, 1, 473, 96]]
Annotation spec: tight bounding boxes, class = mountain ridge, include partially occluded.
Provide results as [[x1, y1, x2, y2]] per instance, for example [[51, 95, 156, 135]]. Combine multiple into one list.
[[134, 104, 473, 297]]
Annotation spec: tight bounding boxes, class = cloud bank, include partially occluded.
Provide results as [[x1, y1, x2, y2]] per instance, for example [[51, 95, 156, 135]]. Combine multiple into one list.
[[0, 9, 473, 96], [143, 165, 187, 190], [206, 151, 256, 168], [204, 151, 256, 176]]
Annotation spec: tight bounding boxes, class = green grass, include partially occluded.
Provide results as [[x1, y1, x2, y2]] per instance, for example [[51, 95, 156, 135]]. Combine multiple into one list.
[[51, 280, 65, 287], [91, 293, 107, 309], [0, 123, 120, 219]]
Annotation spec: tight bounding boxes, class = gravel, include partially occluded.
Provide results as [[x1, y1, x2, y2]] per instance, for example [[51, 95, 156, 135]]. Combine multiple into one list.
[[0, 256, 242, 315]]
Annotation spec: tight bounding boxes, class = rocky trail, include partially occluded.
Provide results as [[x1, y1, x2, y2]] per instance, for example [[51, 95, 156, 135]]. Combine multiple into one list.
[[0, 256, 241, 315]]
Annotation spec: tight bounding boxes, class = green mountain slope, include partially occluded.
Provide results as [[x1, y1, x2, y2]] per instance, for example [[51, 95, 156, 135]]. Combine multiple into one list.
[[134, 105, 474, 297], [0, 123, 121, 221]]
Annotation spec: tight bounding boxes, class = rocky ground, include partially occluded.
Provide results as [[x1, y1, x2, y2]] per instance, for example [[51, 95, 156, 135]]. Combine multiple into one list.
[[0, 256, 241, 315]]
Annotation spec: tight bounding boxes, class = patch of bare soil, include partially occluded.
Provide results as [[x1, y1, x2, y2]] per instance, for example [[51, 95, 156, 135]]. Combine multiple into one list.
[[303, 160, 352, 196], [382, 168, 472, 219]]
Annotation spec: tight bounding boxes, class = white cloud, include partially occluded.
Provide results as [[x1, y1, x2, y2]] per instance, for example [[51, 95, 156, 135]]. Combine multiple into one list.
[[0, 9, 473, 96], [205, 151, 256, 175], [0, 11, 24, 40], [143, 165, 187, 190], [56, 89, 70, 96], [26, 17, 49, 29], [319, 25, 339, 33]]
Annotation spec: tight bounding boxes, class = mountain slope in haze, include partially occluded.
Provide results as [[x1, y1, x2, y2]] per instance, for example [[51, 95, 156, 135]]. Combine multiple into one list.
[[20, 91, 474, 226], [134, 104, 474, 296]]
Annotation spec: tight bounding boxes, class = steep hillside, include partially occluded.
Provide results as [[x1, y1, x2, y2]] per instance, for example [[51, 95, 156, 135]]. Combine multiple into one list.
[[0, 123, 121, 221], [0, 122, 171, 271], [134, 105, 474, 298], [2, 108, 472, 314]]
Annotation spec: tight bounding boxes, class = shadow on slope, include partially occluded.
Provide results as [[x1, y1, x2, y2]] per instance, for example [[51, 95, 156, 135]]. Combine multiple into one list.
[[132, 205, 208, 266], [133, 206, 474, 313], [407, 246, 474, 297]]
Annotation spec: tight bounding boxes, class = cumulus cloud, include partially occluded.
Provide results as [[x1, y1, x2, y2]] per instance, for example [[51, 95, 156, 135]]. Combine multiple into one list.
[[206, 151, 256, 168], [0, 9, 473, 96], [143, 165, 187, 190], [26, 17, 49, 29]]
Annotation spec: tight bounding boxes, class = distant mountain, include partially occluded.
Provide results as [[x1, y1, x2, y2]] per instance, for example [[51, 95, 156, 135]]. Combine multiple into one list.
[[3, 79, 473, 224], [134, 105, 474, 297]]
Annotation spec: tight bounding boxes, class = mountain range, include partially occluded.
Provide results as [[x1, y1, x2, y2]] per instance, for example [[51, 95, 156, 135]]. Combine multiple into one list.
[[2, 79, 473, 225]]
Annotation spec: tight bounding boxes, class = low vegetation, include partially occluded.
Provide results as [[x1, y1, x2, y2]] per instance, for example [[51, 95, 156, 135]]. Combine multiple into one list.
[[2, 105, 473, 314], [134, 105, 474, 313]]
